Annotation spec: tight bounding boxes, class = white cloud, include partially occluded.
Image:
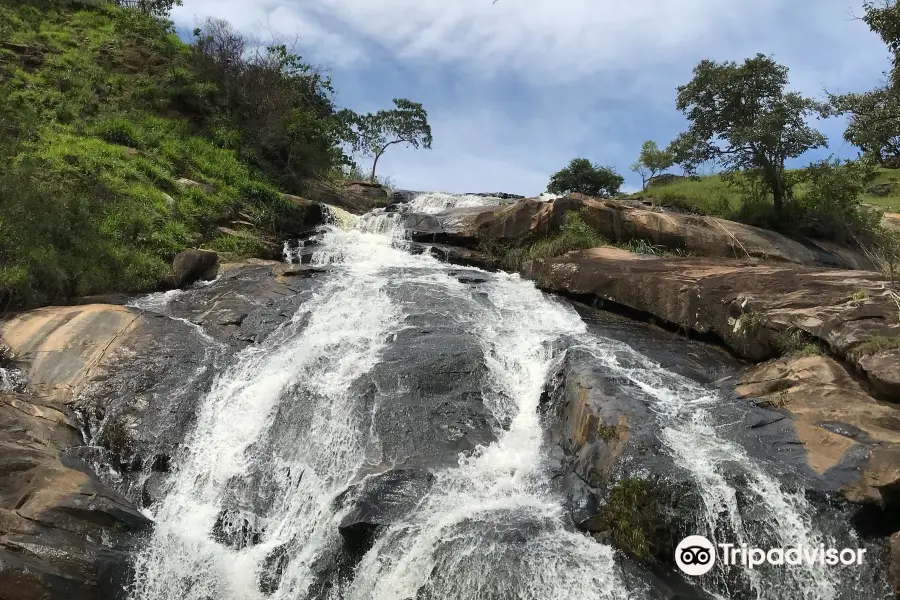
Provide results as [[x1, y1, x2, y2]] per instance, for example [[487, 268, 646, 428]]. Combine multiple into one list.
[[172, 0, 894, 194], [174, 0, 792, 82]]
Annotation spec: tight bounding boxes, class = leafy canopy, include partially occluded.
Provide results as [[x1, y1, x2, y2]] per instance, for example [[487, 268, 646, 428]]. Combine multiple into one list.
[[630, 140, 674, 190], [116, 0, 182, 18], [669, 54, 827, 212], [345, 98, 433, 181], [547, 158, 624, 198], [827, 2, 900, 164]]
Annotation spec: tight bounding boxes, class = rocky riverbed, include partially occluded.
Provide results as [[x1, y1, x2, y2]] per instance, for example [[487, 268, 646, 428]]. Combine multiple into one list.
[[1, 191, 899, 599]]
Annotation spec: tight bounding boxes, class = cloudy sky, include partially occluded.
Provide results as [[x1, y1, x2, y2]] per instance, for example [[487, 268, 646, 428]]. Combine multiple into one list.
[[172, 0, 890, 195]]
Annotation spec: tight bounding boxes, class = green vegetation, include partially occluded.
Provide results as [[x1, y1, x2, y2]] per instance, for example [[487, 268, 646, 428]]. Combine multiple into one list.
[[619, 238, 690, 257], [735, 310, 765, 332], [772, 326, 824, 358], [863, 168, 900, 211], [485, 210, 693, 270], [547, 158, 624, 198], [0, 0, 430, 308], [827, 2, 900, 167], [849, 335, 900, 360], [630, 140, 675, 191], [669, 54, 828, 215], [633, 161, 884, 246], [343, 99, 433, 182], [603, 1, 900, 274], [851, 290, 870, 302], [638, 167, 900, 214], [592, 477, 692, 563], [596, 424, 619, 442], [498, 211, 606, 270]]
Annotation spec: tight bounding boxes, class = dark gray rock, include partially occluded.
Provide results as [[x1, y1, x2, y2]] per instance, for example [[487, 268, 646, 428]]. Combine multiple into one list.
[[335, 469, 435, 559], [172, 248, 219, 288]]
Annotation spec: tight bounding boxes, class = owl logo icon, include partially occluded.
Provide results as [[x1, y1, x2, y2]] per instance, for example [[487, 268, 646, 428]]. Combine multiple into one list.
[[675, 535, 717, 576]]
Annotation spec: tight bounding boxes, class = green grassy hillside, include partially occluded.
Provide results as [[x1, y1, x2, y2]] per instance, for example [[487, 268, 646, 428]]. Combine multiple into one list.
[[634, 168, 900, 217], [0, 0, 342, 308]]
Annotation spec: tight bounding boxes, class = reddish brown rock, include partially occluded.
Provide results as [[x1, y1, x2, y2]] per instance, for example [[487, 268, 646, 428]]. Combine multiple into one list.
[[520, 247, 900, 401], [737, 355, 900, 505], [408, 194, 873, 269]]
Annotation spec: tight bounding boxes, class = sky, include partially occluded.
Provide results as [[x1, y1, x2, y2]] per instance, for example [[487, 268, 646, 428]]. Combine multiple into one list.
[[172, 0, 892, 196]]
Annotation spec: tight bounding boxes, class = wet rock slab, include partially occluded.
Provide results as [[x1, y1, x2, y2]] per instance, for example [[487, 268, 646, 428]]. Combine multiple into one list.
[[0, 261, 323, 599]]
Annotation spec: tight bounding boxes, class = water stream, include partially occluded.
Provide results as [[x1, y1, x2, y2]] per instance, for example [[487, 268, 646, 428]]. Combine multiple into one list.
[[127, 192, 888, 600]]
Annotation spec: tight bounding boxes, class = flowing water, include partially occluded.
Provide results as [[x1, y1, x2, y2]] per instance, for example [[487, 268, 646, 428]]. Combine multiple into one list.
[[128, 192, 889, 600]]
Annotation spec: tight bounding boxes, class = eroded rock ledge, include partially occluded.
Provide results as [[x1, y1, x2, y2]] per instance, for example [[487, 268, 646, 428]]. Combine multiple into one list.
[[406, 194, 874, 269], [520, 247, 900, 401], [0, 261, 324, 599]]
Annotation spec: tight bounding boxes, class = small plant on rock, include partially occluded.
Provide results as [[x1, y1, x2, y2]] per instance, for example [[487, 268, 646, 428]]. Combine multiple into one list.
[[772, 326, 823, 357], [849, 335, 900, 360]]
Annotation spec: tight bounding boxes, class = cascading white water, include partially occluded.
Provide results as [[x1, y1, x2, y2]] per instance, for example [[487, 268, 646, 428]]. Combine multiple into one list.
[[129, 191, 866, 600], [341, 273, 625, 600], [405, 192, 504, 214], [572, 341, 839, 600], [0, 366, 24, 392]]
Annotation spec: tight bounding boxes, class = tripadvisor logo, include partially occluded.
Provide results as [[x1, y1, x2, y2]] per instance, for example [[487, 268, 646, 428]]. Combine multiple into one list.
[[675, 535, 868, 576], [676, 535, 717, 576]]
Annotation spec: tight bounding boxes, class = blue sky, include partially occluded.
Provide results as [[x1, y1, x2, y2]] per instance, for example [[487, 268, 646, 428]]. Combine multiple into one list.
[[172, 0, 891, 195]]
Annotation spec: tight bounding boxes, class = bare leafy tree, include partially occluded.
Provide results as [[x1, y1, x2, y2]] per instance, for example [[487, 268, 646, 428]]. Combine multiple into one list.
[[630, 140, 675, 190], [345, 99, 433, 182], [668, 54, 828, 214]]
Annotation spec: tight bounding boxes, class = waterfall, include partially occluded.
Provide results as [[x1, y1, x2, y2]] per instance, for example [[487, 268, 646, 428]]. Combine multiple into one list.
[[571, 341, 841, 600], [127, 192, 881, 600]]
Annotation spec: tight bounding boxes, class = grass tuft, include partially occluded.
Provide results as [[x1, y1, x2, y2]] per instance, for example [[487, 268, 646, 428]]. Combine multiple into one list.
[[499, 211, 606, 270], [849, 335, 900, 360]]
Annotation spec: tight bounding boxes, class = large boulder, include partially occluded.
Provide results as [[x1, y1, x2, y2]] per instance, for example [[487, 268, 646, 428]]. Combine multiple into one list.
[[891, 532, 900, 596], [335, 469, 436, 559], [737, 355, 900, 508], [308, 180, 390, 214], [407, 195, 872, 270], [0, 262, 326, 598], [520, 247, 900, 402], [172, 248, 219, 288], [0, 389, 150, 600]]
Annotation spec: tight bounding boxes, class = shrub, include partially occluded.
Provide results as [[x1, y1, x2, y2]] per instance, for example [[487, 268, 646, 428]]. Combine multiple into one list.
[[592, 477, 695, 563], [790, 159, 880, 243], [548, 158, 624, 198], [772, 326, 823, 357], [500, 211, 606, 270], [90, 116, 143, 149], [849, 335, 900, 360]]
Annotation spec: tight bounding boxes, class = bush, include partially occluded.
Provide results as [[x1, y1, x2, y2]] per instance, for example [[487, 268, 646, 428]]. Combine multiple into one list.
[[790, 159, 880, 243], [592, 477, 695, 563], [90, 116, 144, 149], [548, 158, 624, 198], [772, 326, 823, 357], [500, 211, 606, 270], [870, 228, 900, 287]]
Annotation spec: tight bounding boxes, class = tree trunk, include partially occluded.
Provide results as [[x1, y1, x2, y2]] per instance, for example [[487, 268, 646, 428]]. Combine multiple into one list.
[[369, 151, 383, 182], [772, 179, 784, 214], [763, 163, 785, 215]]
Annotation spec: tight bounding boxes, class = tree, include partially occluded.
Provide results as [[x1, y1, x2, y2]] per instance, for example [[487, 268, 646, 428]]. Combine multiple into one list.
[[346, 99, 432, 181], [630, 140, 674, 190], [117, 0, 182, 17], [827, 2, 900, 165], [188, 20, 350, 191], [860, 0, 900, 84], [668, 54, 827, 214], [547, 158, 624, 197], [829, 87, 900, 163]]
